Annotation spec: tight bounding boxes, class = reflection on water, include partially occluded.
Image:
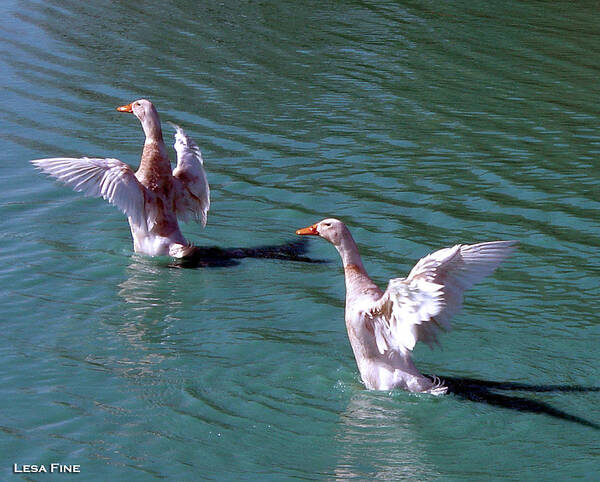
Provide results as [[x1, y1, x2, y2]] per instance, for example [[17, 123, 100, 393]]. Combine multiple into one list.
[[335, 392, 439, 480], [333, 376, 600, 480], [112, 256, 186, 376], [118, 255, 181, 311]]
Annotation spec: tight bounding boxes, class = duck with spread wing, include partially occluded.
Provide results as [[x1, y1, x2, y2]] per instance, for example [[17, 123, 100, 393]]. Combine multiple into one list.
[[32, 99, 209, 258], [297, 218, 516, 394]]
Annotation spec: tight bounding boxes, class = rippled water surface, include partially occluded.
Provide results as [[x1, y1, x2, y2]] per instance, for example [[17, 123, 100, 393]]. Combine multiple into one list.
[[2, 1, 599, 479]]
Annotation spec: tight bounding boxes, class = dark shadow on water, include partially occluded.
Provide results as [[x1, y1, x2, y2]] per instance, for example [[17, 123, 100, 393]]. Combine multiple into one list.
[[430, 375, 600, 429], [169, 238, 328, 268]]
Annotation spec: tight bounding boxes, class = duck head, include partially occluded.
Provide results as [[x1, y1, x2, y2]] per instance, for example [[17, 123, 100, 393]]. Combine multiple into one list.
[[296, 218, 349, 247], [297, 218, 364, 268], [117, 99, 162, 140]]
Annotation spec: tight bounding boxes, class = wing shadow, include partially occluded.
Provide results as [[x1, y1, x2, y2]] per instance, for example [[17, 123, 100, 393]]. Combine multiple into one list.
[[170, 237, 329, 268], [430, 375, 600, 429]]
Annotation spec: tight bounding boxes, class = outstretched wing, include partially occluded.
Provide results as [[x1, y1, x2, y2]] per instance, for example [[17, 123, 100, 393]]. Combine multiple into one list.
[[170, 124, 210, 227], [368, 240, 517, 353], [31, 157, 146, 228]]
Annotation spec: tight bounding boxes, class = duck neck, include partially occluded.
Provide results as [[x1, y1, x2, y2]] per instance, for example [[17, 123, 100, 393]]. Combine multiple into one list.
[[138, 110, 170, 177], [143, 121, 163, 145], [336, 232, 365, 271], [335, 229, 376, 298], [141, 104, 164, 143]]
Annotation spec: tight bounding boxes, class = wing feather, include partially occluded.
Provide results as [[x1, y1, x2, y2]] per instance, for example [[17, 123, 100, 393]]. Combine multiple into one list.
[[408, 240, 517, 329], [170, 124, 210, 227], [369, 277, 445, 353], [368, 240, 516, 353], [31, 157, 146, 228]]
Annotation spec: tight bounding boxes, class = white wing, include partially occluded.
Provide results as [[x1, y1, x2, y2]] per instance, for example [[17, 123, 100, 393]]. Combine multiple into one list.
[[368, 277, 445, 354], [368, 240, 517, 353], [170, 124, 210, 227], [31, 157, 146, 228]]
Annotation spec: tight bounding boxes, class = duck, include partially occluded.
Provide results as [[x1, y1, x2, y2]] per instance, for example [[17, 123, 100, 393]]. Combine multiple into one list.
[[297, 218, 516, 394], [31, 99, 209, 258]]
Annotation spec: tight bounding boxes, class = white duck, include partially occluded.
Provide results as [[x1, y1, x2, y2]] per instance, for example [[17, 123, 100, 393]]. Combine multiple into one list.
[[32, 99, 209, 258], [297, 218, 516, 394]]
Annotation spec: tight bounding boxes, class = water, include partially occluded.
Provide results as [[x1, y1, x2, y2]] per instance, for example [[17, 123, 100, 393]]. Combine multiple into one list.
[[1, 0, 599, 479]]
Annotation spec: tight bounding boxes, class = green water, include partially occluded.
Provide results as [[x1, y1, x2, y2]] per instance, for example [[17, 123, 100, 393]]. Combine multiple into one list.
[[1, 0, 599, 479]]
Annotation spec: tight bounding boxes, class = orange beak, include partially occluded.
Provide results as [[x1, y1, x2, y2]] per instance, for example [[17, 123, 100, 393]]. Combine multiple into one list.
[[296, 224, 319, 236], [116, 103, 133, 113]]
